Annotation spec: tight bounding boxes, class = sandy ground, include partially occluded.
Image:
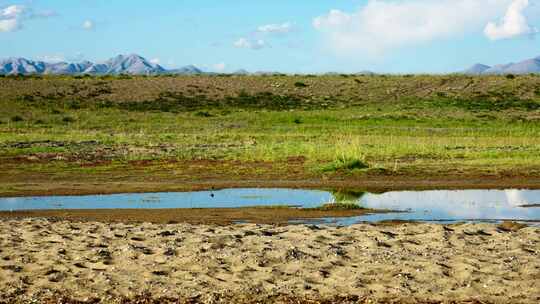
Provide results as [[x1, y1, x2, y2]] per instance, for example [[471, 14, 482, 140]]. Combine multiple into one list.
[[0, 219, 539, 303]]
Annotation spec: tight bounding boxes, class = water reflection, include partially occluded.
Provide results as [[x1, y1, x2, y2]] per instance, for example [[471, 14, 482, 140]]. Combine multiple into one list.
[[330, 190, 366, 203], [505, 189, 539, 206], [328, 189, 540, 225]]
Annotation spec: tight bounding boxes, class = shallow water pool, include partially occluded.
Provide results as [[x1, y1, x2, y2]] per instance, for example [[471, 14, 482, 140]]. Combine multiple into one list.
[[1, 188, 539, 225]]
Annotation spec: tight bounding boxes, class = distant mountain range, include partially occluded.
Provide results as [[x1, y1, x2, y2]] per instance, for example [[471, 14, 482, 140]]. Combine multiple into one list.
[[463, 55, 540, 75], [0, 54, 203, 75], [4, 53, 539, 76]]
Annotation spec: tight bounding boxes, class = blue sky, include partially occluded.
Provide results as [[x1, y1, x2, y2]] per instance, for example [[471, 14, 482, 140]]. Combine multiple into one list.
[[0, 0, 539, 73]]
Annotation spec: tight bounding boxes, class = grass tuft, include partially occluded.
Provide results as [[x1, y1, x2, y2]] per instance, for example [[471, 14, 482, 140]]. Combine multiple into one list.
[[10, 115, 24, 122], [195, 111, 213, 117], [321, 156, 369, 172], [62, 116, 76, 123]]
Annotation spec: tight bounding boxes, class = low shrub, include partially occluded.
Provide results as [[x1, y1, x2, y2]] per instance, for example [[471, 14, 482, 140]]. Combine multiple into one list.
[[62, 116, 76, 123], [195, 111, 213, 117], [11, 115, 24, 122], [117, 74, 133, 80], [66, 100, 81, 110]]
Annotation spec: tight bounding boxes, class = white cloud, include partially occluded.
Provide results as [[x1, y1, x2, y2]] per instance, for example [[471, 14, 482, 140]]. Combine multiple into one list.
[[234, 37, 268, 50], [234, 38, 250, 48], [150, 58, 160, 65], [313, 10, 351, 29], [213, 62, 226, 72], [257, 22, 293, 34], [1, 5, 25, 19], [0, 5, 25, 32], [0, 4, 56, 33], [82, 20, 95, 30], [484, 0, 537, 40], [233, 21, 293, 51], [313, 0, 521, 55], [0, 18, 19, 32]]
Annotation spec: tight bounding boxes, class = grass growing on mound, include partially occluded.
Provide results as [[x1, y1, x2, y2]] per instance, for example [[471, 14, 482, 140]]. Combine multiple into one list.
[[311, 202, 364, 211], [321, 156, 369, 173]]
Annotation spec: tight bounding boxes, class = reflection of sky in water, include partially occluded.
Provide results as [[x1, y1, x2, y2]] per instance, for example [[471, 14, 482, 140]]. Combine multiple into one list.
[[504, 190, 538, 206], [1, 188, 539, 224], [360, 190, 540, 220], [0, 189, 332, 211], [327, 189, 540, 225]]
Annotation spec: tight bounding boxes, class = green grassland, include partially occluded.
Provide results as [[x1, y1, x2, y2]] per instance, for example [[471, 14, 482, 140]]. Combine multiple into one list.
[[1, 74, 540, 193]]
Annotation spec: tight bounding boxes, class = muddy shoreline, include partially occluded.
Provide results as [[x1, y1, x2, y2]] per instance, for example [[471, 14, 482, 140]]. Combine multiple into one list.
[[0, 207, 390, 226], [4, 175, 540, 198]]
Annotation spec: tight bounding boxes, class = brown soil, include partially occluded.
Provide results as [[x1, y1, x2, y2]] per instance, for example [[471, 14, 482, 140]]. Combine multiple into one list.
[[3, 175, 540, 198], [1, 74, 539, 104], [0, 207, 386, 225], [2, 158, 540, 198]]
